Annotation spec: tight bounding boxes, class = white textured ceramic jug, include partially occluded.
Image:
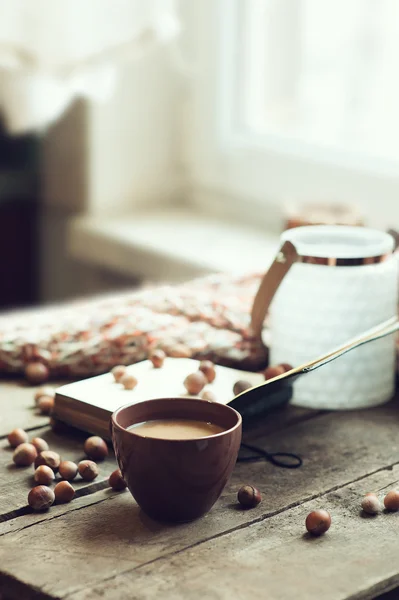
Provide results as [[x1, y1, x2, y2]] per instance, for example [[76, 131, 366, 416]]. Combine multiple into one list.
[[251, 226, 398, 409]]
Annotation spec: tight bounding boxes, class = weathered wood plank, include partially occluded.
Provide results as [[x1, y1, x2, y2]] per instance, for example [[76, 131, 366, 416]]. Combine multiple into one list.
[[0, 380, 67, 438], [1, 402, 399, 598], [69, 465, 399, 600], [0, 424, 118, 519]]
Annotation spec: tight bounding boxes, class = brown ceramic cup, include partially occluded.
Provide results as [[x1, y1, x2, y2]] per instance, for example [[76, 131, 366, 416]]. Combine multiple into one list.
[[111, 398, 242, 522]]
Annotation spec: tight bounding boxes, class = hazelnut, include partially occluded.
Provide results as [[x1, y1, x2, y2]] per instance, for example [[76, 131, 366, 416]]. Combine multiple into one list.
[[34, 386, 54, 404], [34, 450, 61, 472], [201, 390, 217, 402], [149, 349, 166, 368], [37, 395, 54, 415], [305, 510, 331, 536], [361, 493, 381, 515], [84, 436, 108, 461], [199, 360, 216, 383], [184, 372, 207, 395], [30, 437, 49, 453], [78, 460, 99, 481], [233, 380, 252, 396], [28, 485, 55, 511], [13, 443, 38, 467], [25, 362, 49, 384], [54, 481, 75, 504], [166, 343, 191, 358], [7, 428, 28, 448], [264, 365, 285, 380], [121, 374, 138, 391], [279, 363, 293, 372], [109, 469, 127, 491], [111, 365, 126, 382], [34, 465, 55, 486], [384, 490, 399, 511], [58, 460, 78, 481], [237, 485, 262, 508]]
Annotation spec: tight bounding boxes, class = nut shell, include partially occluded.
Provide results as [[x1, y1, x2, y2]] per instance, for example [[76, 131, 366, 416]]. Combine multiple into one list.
[[7, 428, 28, 448], [361, 494, 381, 515], [121, 374, 138, 390], [201, 390, 217, 402], [184, 372, 207, 395], [199, 360, 216, 383], [384, 490, 399, 511], [37, 395, 54, 415], [34, 465, 55, 486], [237, 485, 262, 508], [305, 510, 331, 536], [34, 450, 61, 472], [30, 437, 49, 453], [28, 485, 55, 511], [54, 481, 75, 504], [264, 365, 285, 380], [58, 460, 78, 481], [149, 349, 166, 368], [34, 386, 55, 403], [84, 436, 108, 461], [109, 469, 127, 491], [233, 380, 252, 396], [25, 362, 49, 384], [78, 460, 99, 481], [13, 443, 38, 467], [111, 365, 126, 382]]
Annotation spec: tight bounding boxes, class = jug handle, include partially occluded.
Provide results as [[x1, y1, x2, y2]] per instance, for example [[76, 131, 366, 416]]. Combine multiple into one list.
[[250, 240, 298, 340]]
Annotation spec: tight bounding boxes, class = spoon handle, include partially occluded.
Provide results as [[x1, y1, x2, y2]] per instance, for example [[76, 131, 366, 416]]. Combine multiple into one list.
[[303, 316, 399, 373]]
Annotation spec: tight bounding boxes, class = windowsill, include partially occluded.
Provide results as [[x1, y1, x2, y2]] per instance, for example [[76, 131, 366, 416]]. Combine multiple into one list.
[[68, 207, 280, 283]]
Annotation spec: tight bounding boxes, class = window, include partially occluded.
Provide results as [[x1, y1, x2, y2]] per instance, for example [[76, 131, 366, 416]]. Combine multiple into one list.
[[187, 0, 399, 229]]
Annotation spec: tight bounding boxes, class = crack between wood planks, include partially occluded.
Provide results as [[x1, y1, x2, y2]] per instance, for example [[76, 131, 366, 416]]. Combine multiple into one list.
[[0, 422, 50, 441], [62, 458, 399, 599], [0, 480, 113, 527]]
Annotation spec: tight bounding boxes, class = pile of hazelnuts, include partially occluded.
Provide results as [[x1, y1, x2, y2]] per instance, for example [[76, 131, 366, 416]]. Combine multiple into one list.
[[7, 427, 127, 512]]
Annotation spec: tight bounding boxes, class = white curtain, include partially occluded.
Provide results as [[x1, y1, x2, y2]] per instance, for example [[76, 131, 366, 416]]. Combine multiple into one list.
[[0, 0, 180, 134]]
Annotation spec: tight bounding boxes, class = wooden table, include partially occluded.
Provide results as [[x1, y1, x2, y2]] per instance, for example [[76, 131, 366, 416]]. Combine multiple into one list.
[[1, 379, 399, 600]]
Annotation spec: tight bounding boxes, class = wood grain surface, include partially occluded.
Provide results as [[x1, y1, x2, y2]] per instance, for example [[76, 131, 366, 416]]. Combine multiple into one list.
[[1, 380, 399, 600]]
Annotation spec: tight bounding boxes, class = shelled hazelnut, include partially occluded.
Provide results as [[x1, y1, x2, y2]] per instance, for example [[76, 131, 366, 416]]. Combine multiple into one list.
[[37, 395, 54, 415], [111, 365, 126, 382], [30, 437, 49, 453], [34, 450, 61, 472], [13, 443, 38, 467], [237, 485, 262, 508], [84, 436, 108, 461], [184, 372, 207, 395], [25, 362, 49, 384], [305, 510, 331, 536], [121, 374, 138, 391], [233, 380, 252, 396], [109, 469, 127, 491], [28, 485, 55, 511], [58, 460, 78, 481], [34, 465, 55, 486], [78, 460, 99, 481], [54, 481, 75, 504], [149, 349, 166, 369], [7, 428, 28, 448], [199, 360, 216, 383]]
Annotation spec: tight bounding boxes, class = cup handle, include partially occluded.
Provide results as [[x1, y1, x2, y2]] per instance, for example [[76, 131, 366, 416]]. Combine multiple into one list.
[[250, 240, 298, 339]]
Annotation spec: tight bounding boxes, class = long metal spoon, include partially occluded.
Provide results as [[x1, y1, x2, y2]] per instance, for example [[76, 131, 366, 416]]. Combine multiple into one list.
[[230, 316, 399, 419]]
